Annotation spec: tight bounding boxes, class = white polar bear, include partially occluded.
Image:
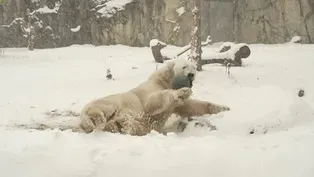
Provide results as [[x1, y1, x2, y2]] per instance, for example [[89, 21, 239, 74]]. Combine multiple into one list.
[[80, 58, 230, 135]]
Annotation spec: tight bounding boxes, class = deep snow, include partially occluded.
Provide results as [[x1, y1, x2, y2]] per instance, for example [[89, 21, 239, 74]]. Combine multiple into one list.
[[0, 43, 314, 177]]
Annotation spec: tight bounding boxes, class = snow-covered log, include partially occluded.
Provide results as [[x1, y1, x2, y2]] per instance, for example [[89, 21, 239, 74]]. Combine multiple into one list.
[[149, 36, 212, 63], [149, 38, 251, 67], [149, 39, 170, 63], [214, 42, 236, 53], [201, 43, 251, 66]]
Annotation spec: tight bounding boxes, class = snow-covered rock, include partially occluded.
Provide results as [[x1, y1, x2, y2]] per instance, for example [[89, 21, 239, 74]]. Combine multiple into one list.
[[94, 0, 134, 18], [70, 25, 81, 33], [176, 7, 185, 16], [290, 36, 302, 44]]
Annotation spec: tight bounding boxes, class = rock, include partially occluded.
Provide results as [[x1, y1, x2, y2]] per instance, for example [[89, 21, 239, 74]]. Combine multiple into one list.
[[0, 0, 313, 48], [298, 89, 305, 97], [290, 36, 302, 43], [236, 0, 314, 44]]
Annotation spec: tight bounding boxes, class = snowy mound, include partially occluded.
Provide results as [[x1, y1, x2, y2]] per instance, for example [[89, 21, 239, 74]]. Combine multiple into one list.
[[290, 36, 302, 43]]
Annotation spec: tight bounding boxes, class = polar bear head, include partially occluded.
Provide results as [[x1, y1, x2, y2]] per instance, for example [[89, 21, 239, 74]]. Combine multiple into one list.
[[149, 58, 197, 89], [172, 58, 197, 81]]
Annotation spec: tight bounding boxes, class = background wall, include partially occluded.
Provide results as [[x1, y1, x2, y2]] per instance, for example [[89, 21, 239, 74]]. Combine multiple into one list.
[[0, 0, 313, 48]]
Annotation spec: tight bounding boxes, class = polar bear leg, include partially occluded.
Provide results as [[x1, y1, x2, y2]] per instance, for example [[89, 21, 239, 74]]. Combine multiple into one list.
[[142, 87, 192, 134], [144, 87, 192, 117], [80, 104, 116, 133], [174, 99, 230, 118], [104, 109, 150, 136]]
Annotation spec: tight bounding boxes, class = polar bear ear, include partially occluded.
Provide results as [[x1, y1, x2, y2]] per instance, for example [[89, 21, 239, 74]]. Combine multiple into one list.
[[165, 60, 175, 69]]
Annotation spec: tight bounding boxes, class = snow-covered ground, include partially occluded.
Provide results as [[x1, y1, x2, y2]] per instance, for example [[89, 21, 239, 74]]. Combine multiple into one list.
[[0, 43, 313, 177]]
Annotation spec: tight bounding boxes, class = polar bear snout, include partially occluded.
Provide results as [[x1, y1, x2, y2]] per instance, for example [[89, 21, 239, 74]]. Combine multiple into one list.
[[187, 73, 194, 80]]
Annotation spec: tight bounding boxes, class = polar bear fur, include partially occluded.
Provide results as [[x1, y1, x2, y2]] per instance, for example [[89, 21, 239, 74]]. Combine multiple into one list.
[[80, 58, 230, 135]]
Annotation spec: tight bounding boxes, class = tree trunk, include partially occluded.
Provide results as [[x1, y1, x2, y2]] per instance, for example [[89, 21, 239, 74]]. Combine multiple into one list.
[[188, 0, 202, 71], [26, 9, 34, 51], [28, 27, 35, 51]]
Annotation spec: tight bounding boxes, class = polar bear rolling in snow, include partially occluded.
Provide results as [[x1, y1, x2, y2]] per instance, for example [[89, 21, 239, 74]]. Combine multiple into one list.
[[80, 58, 230, 135]]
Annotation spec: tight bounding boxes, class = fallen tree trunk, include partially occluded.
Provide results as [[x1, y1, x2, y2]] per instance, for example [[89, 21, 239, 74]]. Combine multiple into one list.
[[149, 38, 251, 66], [149, 39, 169, 63], [201, 44, 251, 66], [149, 36, 212, 63]]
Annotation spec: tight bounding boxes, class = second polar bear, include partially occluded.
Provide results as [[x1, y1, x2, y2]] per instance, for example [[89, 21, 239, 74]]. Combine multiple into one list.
[[80, 58, 230, 135]]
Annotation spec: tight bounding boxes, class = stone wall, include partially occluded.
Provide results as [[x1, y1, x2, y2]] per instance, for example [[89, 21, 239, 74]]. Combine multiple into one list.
[[0, 0, 313, 48], [236, 0, 314, 44]]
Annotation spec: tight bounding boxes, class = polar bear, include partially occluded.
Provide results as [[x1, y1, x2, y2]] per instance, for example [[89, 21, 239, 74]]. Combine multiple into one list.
[[80, 58, 230, 135]]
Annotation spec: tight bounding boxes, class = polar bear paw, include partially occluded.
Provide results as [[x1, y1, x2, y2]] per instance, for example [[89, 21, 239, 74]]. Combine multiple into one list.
[[208, 103, 230, 114], [175, 87, 192, 100], [216, 104, 230, 111]]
